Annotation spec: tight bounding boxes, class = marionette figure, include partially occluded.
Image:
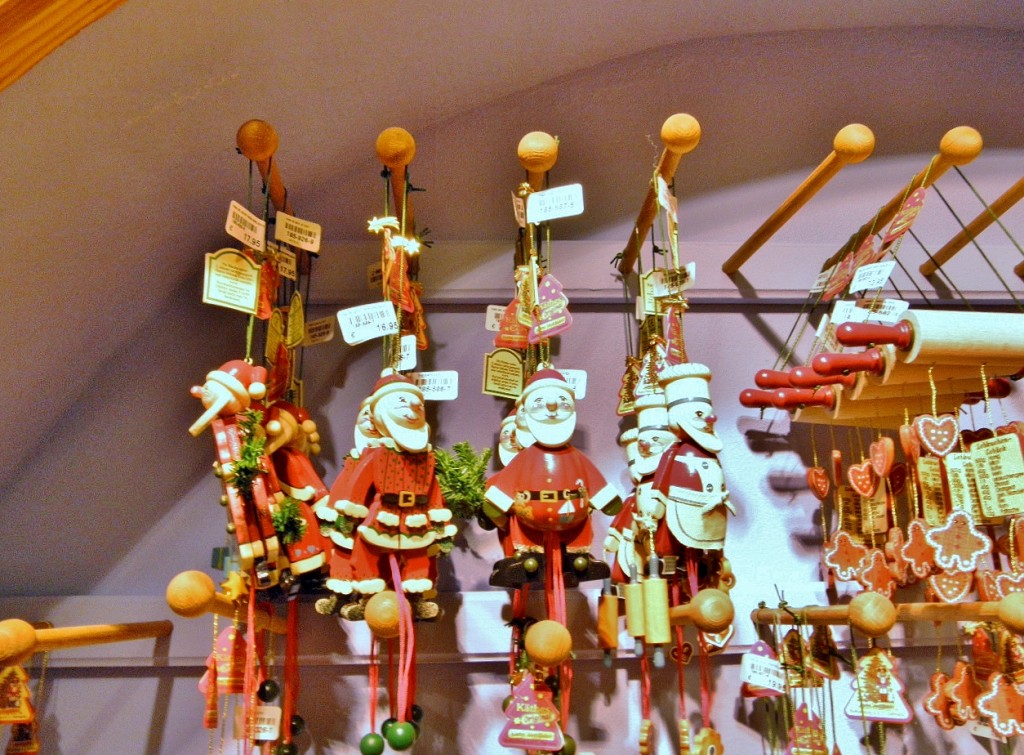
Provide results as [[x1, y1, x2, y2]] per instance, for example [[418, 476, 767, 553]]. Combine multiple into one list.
[[329, 371, 456, 620], [651, 362, 734, 555], [262, 401, 331, 578], [189, 359, 284, 588], [484, 368, 622, 586]]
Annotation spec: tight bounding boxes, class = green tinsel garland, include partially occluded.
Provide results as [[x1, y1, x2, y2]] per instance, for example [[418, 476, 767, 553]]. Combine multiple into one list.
[[233, 409, 266, 503], [434, 441, 492, 520], [271, 496, 308, 544]]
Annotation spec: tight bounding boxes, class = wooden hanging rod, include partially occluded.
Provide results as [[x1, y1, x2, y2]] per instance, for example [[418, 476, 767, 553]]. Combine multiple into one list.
[[617, 113, 702, 276], [722, 124, 875, 275], [920, 175, 1024, 276], [822, 126, 983, 271], [518, 131, 559, 192], [376, 126, 417, 234], [166, 570, 288, 635], [0, 617, 172, 666], [751, 591, 1024, 639], [236, 119, 294, 216]]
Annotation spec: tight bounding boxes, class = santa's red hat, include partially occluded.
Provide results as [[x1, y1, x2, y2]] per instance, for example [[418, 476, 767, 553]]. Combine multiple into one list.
[[205, 360, 268, 403], [518, 367, 573, 403], [369, 369, 423, 411]]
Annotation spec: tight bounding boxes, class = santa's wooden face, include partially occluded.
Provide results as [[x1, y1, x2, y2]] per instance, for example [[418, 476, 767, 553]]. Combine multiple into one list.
[[636, 427, 677, 476], [523, 384, 576, 447], [668, 398, 723, 453], [374, 389, 428, 451], [354, 402, 383, 452]]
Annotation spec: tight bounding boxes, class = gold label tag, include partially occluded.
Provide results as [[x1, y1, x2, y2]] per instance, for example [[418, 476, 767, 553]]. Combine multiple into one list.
[[482, 348, 525, 399], [974, 435, 1024, 519], [917, 457, 947, 526]]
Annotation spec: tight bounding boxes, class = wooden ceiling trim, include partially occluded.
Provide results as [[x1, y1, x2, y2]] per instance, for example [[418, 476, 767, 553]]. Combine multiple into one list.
[[0, 0, 128, 93]]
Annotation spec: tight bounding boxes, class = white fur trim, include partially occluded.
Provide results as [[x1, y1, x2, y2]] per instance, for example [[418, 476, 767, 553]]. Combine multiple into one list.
[[376, 510, 401, 527], [355, 579, 386, 595], [339, 501, 369, 518], [442, 524, 458, 538], [325, 578, 354, 595], [589, 484, 620, 512], [402, 578, 433, 593], [603, 533, 621, 553], [428, 509, 453, 523], [330, 531, 354, 549], [405, 513, 429, 528], [485, 486, 515, 513], [317, 507, 339, 522]]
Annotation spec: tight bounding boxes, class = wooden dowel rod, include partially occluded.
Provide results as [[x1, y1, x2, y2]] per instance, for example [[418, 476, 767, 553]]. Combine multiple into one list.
[[824, 126, 983, 270], [751, 592, 1024, 638], [517, 131, 559, 192], [166, 570, 287, 634], [376, 127, 417, 234], [236, 119, 293, 216], [617, 113, 702, 276], [0, 618, 172, 666], [921, 176, 1024, 275], [722, 124, 875, 275]]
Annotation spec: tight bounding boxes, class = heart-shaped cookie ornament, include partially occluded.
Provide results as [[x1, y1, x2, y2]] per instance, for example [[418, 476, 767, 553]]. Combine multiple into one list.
[[914, 413, 960, 458], [847, 460, 878, 497], [899, 423, 921, 463], [888, 462, 908, 496], [806, 466, 830, 501], [869, 437, 896, 477]]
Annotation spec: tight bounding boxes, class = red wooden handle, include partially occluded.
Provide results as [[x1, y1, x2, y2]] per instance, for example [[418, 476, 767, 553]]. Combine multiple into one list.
[[812, 348, 886, 376], [740, 389, 777, 408], [789, 366, 857, 388], [836, 321, 913, 349], [755, 369, 792, 389], [772, 387, 836, 409]]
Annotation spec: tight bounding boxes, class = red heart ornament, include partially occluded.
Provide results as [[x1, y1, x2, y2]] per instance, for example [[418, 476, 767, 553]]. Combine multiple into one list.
[[995, 570, 1024, 599], [914, 413, 960, 458], [847, 460, 878, 497], [899, 423, 920, 463], [961, 427, 994, 447], [888, 462, 908, 496], [869, 437, 895, 477], [927, 570, 974, 604], [806, 466, 830, 501]]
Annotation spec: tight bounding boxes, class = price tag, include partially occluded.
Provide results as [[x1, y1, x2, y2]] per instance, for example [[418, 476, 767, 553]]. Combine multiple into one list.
[[830, 300, 867, 326], [274, 211, 321, 253], [848, 260, 896, 293], [233, 705, 281, 741], [639, 265, 695, 315], [814, 315, 839, 355], [943, 452, 982, 520], [655, 176, 678, 222], [973, 434, 1024, 519], [809, 263, 835, 294], [367, 262, 383, 290], [858, 298, 909, 324], [273, 243, 297, 281], [511, 191, 526, 229], [485, 304, 506, 332], [526, 183, 584, 224], [225, 200, 265, 252], [203, 248, 260, 315], [559, 369, 588, 400], [969, 720, 1006, 742], [411, 370, 458, 400], [740, 652, 786, 694], [860, 486, 888, 535], [837, 485, 864, 543], [304, 315, 335, 346], [336, 301, 399, 345], [398, 334, 418, 371]]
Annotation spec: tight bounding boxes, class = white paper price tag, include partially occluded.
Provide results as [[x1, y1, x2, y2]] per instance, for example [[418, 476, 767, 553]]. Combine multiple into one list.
[[411, 370, 459, 400], [225, 200, 265, 252], [485, 304, 505, 332], [526, 183, 584, 224], [398, 334, 418, 371], [274, 211, 322, 253], [849, 260, 896, 293], [739, 652, 786, 694], [233, 704, 281, 741], [304, 315, 335, 346], [337, 301, 399, 345], [274, 243, 297, 281], [859, 298, 909, 324], [830, 300, 865, 326], [560, 369, 588, 400], [809, 264, 835, 294]]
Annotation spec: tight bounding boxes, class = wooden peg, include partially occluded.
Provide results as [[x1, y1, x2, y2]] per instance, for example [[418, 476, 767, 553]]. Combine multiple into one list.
[[921, 175, 1024, 275], [517, 131, 559, 192], [618, 113, 701, 275], [236, 119, 293, 215], [668, 588, 734, 633], [166, 570, 287, 634], [0, 617, 172, 666], [723, 124, 874, 274]]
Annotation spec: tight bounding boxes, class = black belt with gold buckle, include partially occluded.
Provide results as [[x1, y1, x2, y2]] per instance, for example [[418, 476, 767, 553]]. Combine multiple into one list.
[[382, 491, 428, 507], [522, 489, 583, 502]]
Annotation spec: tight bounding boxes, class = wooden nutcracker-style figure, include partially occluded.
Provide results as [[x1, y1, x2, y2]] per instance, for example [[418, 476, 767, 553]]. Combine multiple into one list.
[[484, 368, 622, 588], [189, 359, 283, 589], [329, 371, 456, 620]]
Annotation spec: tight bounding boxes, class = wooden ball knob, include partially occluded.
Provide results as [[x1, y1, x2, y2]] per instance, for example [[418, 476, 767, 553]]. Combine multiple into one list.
[[833, 124, 874, 163], [0, 619, 37, 666], [376, 127, 416, 170], [236, 120, 279, 162], [998, 592, 1024, 634], [848, 591, 896, 638], [939, 126, 983, 167], [166, 570, 216, 619], [365, 591, 401, 639], [690, 589, 734, 634], [517, 131, 558, 174], [660, 113, 701, 155], [524, 619, 572, 667]]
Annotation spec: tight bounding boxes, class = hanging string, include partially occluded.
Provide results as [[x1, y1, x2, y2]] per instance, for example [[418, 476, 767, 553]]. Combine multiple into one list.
[[910, 230, 974, 308], [931, 184, 1024, 310], [955, 166, 1024, 259]]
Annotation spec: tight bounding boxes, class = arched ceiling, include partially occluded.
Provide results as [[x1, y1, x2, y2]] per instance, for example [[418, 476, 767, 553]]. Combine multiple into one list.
[[1, 1, 1022, 594]]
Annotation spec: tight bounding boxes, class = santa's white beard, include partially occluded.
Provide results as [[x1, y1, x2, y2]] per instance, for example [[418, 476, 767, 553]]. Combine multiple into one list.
[[380, 417, 429, 452], [526, 414, 576, 447]]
